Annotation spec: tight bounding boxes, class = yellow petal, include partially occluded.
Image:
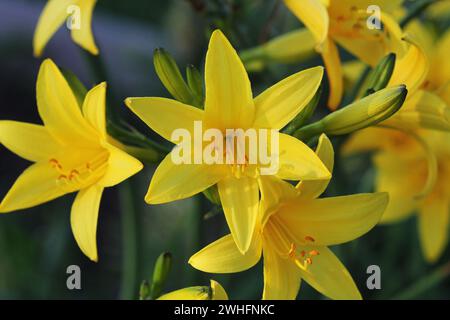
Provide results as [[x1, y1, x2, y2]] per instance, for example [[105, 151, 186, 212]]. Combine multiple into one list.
[[418, 196, 450, 263], [204, 30, 254, 129], [296, 246, 362, 300], [296, 134, 334, 198], [146, 152, 225, 204], [98, 144, 143, 187], [276, 133, 331, 181], [262, 243, 302, 300], [0, 121, 61, 162], [125, 97, 204, 143], [36, 59, 98, 146], [158, 286, 210, 300], [321, 39, 343, 110], [71, 185, 104, 262], [431, 29, 450, 91], [218, 175, 259, 253], [258, 175, 299, 227], [33, 0, 75, 57], [211, 280, 229, 300], [277, 193, 388, 246], [0, 162, 67, 212], [189, 234, 262, 273], [71, 0, 99, 55], [253, 66, 324, 130], [82, 82, 107, 138], [284, 0, 329, 45]]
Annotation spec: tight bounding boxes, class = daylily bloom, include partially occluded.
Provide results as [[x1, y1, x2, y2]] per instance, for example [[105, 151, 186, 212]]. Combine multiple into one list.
[[0, 59, 143, 261], [126, 30, 330, 254], [190, 135, 388, 300], [34, 0, 99, 57], [245, 0, 405, 109], [158, 280, 228, 300]]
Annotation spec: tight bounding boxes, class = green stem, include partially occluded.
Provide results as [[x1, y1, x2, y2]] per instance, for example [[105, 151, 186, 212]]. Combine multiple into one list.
[[392, 261, 450, 299], [119, 180, 139, 300], [292, 121, 325, 142]]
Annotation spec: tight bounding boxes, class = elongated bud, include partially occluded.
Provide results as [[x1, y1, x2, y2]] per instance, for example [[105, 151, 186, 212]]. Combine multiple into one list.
[[153, 48, 194, 104], [139, 280, 151, 300], [295, 86, 408, 140], [157, 286, 211, 300], [240, 29, 316, 72], [150, 252, 172, 299], [186, 64, 204, 108], [358, 53, 396, 98]]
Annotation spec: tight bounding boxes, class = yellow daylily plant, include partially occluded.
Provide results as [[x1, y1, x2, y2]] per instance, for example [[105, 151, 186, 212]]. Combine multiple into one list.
[[126, 30, 330, 254], [158, 280, 228, 300], [281, 0, 405, 109], [190, 135, 388, 300], [0, 59, 143, 262], [34, 0, 99, 57]]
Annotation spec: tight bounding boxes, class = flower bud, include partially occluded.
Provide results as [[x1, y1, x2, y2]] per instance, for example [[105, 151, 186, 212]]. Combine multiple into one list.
[[150, 252, 172, 299], [358, 53, 396, 98]]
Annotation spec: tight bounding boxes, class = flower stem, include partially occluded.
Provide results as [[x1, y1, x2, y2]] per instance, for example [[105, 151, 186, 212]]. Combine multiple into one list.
[[119, 180, 139, 300]]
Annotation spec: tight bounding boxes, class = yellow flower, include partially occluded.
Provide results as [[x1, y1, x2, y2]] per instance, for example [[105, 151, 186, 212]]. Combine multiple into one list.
[[0, 59, 143, 262], [282, 0, 404, 109], [344, 128, 450, 263], [190, 135, 388, 300], [34, 0, 99, 57], [158, 280, 228, 300], [126, 30, 330, 254]]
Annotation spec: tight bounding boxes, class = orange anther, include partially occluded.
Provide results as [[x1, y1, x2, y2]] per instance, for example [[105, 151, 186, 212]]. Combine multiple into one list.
[[305, 236, 315, 243], [309, 250, 320, 256]]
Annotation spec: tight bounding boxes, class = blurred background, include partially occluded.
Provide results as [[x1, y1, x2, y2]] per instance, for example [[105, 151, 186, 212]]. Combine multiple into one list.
[[0, 0, 449, 299]]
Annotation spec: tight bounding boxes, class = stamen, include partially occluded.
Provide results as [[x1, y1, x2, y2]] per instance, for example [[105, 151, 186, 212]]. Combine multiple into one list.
[[305, 236, 315, 243]]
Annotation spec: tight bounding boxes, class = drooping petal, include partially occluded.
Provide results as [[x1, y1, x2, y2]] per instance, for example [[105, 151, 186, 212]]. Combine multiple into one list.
[[253, 66, 324, 130], [321, 39, 343, 110], [157, 287, 210, 300], [296, 246, 362, 300], [296, 134, 334, 198], [284, 0, 329, 45], [189, 234, 262, 273], [36, 59, 98, 146], [276, 133, 331, 181], [218, 175, 260, 254], [418, 196, 450, 263], [262, 243, 302, 300], [33, 0, 76, 57], [70, 0, 99, 55], [146, 152, 226, 204], [71, 184, 104, 262], [125, 97, 204, 143], [97, 144, 143, 187], [204, 30, 255, 130], [277, 193, 388, 246], [0, 162, 67, 212], [82, 82, 107, 138], [211, 280, 229, 300], [0, 121, 61, 162]]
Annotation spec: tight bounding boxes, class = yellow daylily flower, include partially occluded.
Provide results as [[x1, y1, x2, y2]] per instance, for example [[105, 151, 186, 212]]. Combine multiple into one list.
[[281, 0, 405, 109], [126, 30, 330, 254], [34, 0, 99, 57], [0, 59, 143, 262], [344, 128, 450, 263], [158, 280, 228, 300], [190, 135, 388, 300]]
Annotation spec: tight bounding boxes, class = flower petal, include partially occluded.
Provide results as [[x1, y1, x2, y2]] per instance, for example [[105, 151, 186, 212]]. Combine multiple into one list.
[[321, 39, 343, 110], [296, 134, 334, 198], [253, 66, 324, 130], [277, 193, 388, 246], [125, 97, 204, 143], [284, 0, 329, 45], [211, 280, 229, 300], [36, 59, 97, 146], [146, 152, 226, 204], [262, 243, 302, 300], [71, 184, 104, 262], [189, 234, 262, 273], [33, 0, 75, 57], [204, 30, 254, 130], [0, 162, 67, 212], [276, 133, 331, 181], [218, 175, 260, 254], [0, 121, 61, 162], [296, 246, 362, 300], [82, 82, 107, 138], [418, 196, 450, 263], [70, 0, 99, 55]]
